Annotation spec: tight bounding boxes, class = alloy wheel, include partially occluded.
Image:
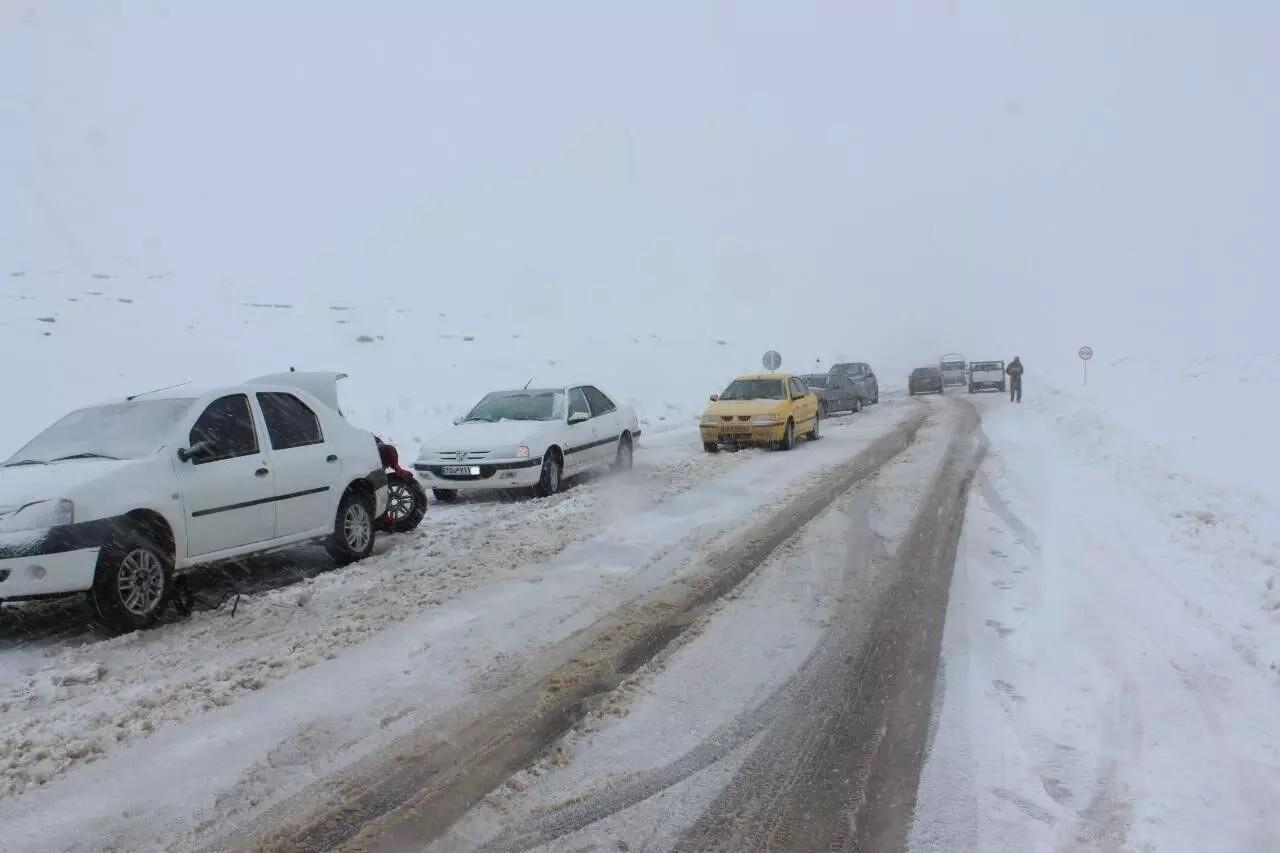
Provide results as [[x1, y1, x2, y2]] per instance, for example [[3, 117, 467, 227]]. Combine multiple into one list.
[[344, 502, 372, 551], [116, 549, 165, 616]]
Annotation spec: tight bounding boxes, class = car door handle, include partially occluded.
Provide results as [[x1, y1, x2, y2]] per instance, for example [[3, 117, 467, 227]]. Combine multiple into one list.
[[255, 468, 270, 478], [327, 454, 338, 463]]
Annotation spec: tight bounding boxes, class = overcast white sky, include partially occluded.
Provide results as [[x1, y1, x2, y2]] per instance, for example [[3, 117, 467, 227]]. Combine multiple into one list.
[[3, 2, 1277, 375]]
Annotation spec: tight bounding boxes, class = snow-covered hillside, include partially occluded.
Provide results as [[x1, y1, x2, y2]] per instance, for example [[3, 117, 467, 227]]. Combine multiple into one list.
[[1, 268, 888, 462]]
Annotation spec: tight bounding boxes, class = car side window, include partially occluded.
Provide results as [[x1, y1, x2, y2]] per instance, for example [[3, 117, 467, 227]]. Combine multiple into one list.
[[583, 386, 616, 415], [256, 392, 324, 450], [790, 378, 807, 398], [568, 387, 591, 418], [189, 394, 258, 464]]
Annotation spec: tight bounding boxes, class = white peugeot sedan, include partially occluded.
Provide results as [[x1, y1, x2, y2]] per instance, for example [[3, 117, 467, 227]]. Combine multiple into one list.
[[414, 385, 640, 500], [0, 372, 388, 632]]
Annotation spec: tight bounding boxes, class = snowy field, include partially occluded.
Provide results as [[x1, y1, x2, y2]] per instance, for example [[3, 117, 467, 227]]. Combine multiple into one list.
[[911, 367, 1280, 853]]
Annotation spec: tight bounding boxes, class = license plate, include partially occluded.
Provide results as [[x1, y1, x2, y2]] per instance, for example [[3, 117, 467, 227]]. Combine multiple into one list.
[[441, 465, 481, 476], [723, 425, 751, 434]]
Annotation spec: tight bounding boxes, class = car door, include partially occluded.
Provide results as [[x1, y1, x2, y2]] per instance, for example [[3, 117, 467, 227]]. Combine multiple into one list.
[[862, 363, 879, 399], [565, 386, 596, 474], [175, 393, 277, 557], [790, 378, 816, 427], [255, 391, 339, 538], [830, 373, 853, 410], [583, 386, 622, 465]]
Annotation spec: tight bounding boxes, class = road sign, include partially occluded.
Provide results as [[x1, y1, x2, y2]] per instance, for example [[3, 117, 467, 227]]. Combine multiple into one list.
[[1078, 345, 1093, 386], [762, 350, 782, 371]]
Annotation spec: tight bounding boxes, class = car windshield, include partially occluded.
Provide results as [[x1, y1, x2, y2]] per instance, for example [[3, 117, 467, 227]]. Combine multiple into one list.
[[4, 398, 196, 466], [463, 390, 567, 422], [719, 379, 785, 401], [913, 368, 937, 377], [941, 361, 965, 370], [799, 375, 829, 388], [972, 362, 1002, 371]]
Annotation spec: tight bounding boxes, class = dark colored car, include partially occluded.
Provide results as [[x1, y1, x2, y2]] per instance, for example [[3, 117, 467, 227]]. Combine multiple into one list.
[[828, 362, 879, 406], [908, 366, 945, 395], [799, 373, 864, 415]]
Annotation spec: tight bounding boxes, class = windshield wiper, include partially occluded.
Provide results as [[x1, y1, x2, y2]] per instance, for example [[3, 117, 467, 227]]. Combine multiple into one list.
[[2, 459, 47, 467], [49, 452, 121, 462]]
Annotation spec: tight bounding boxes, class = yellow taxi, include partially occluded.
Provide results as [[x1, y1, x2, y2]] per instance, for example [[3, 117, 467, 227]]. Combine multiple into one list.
[[699, 373, 821, 452]]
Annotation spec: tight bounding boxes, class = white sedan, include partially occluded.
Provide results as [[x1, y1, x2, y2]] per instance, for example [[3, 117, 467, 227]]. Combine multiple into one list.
[[414, 385, 641, 500], [0, 372, 388, 633]]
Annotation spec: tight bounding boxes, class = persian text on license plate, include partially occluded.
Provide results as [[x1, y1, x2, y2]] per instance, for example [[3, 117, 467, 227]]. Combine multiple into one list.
[[441, 465, 481, 476]]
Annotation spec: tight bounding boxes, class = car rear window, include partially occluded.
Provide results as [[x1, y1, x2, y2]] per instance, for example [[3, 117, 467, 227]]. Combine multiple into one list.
[[257, 392, 324, 449]]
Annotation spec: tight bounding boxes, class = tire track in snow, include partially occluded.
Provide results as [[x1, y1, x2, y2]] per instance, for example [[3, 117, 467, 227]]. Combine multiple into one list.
[[246, 411, 930, 852]]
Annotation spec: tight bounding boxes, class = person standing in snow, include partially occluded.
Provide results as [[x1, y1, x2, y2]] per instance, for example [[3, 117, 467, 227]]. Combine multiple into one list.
[[1006, 356, 1024, 403]]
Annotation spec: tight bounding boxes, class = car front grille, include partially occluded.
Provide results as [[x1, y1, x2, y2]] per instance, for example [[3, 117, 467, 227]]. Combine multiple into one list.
[[435, 450, 491, 462]]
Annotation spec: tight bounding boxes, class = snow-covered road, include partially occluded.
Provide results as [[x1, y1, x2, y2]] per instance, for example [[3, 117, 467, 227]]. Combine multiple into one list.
[[423, 398, 972, 852], [0, 397, 924, 852], [4, 378, 1278, 853], [911, 391, 1280, 853]]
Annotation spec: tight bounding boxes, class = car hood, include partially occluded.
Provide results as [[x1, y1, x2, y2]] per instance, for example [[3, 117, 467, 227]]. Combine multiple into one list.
[[0, 458, 138, 507], [704, 399, 788, 417], [420, 420, 555, 454]]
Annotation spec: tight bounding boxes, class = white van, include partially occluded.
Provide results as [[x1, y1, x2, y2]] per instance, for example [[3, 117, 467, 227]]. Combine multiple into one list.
[[939, 354, 967, 387]]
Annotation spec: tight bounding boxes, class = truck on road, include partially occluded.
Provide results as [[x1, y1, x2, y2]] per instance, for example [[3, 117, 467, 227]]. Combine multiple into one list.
[[968, 360, 1007, 393], [939, 354, 967, 388]]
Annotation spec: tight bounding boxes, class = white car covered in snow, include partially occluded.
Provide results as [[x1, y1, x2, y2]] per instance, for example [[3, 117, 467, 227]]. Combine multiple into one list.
[[0, 372, 388, 632], [414, 385, 640, 500]]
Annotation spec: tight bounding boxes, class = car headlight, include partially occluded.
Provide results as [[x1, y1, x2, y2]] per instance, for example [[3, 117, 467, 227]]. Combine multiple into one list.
[[751, 414, 781, 425], [515, 445, 530, 459], [700, 414, 720, 425], [0, 498, 75, 534]]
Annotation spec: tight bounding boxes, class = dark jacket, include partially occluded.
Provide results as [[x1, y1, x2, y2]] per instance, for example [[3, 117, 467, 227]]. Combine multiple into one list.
[[1006, 359, 1024, 378]]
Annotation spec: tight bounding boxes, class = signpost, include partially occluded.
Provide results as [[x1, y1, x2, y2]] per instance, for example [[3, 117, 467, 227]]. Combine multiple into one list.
[[1078, 345, 1094, 386], [762, 350, 782, 372]]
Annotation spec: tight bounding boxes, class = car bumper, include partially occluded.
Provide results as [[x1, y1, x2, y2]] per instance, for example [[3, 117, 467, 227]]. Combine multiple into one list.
[[699, 423, 788, 446], [1, 531, 101, 599], [969, 381, 1006, 391], [413, 458, 543, 491]]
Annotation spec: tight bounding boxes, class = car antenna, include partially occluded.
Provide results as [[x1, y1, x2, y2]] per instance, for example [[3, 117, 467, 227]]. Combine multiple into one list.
[[523, 377, 534, 389], [127, 381, 190, 401]]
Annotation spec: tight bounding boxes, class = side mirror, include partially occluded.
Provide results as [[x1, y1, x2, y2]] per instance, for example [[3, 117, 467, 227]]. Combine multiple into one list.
[[568, 411, 590, 425], [178, 440, 213, 463], [709, 394, 719, 402]]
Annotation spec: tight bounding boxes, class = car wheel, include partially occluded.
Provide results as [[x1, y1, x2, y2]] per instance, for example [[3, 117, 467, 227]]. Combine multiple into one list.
[[432, 488, 459, 502], [808, 410, 821, 441], [90, 528, 174, 634], [777, 419, 796, 451], [703, 442, 720, 453], [614, 433, 634, 472], [329, 488, 376, 566], [383, 473, 427, 533], [534, 450, 563, 497]]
